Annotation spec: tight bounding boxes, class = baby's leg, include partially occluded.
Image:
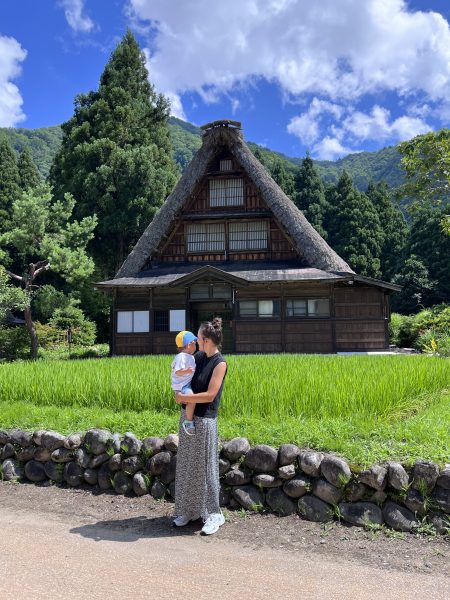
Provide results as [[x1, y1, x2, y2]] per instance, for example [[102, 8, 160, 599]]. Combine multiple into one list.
[[183, 387, 195, 421], [185, 401, 195, 421]]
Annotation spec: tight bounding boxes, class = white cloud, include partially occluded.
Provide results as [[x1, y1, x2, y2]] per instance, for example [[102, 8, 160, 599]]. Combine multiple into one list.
[[312, 137, 356, 161], [165, 92, 186, 120], [128, 0, 450, 156], [343, 105, 431, 141], [58, 0, 94, 33], [0, 35, 27, 127], [287, 100, 431, 158], [287, 98, 344, 144], [128, 0, 450, 104]]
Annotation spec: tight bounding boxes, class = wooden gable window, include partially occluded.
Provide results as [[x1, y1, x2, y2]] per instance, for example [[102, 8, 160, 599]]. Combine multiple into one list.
[[220, 159, 233, 171], [186, 223, 225, 252], [209, 178, 244, 207], [229, 221, 268, 250]]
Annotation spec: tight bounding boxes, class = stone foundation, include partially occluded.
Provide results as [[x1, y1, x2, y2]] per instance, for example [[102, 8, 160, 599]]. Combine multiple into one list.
[[1, 429, 449, 534]]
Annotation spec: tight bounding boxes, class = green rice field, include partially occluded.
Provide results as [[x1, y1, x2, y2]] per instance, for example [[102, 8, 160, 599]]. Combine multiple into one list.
[[0, 354, 449, 466]]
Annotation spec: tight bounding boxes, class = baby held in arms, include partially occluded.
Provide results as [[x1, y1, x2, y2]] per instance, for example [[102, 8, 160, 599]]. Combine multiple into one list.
[[171, 330, 198, 435]]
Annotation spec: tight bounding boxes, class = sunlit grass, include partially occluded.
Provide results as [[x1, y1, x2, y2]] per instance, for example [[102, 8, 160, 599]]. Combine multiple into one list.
[[0, 354, 448, 466]]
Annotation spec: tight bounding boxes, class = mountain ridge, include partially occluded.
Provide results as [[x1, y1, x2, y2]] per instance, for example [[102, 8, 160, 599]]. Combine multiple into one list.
[[0, 117, 404, 190]]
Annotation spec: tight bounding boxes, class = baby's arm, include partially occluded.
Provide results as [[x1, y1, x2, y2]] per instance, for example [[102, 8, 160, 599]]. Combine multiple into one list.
[[174, 366, 194, 376]]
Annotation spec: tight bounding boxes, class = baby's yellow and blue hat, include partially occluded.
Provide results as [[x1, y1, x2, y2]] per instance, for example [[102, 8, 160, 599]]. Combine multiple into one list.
[[175, 330, 198, 348]]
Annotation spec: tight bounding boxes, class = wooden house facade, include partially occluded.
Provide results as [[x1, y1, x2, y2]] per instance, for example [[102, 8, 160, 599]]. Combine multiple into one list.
[[97, 120, 400, 355]]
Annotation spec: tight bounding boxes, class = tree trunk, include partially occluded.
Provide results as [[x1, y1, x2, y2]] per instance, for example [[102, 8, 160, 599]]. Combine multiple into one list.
[[24, 305, 38, 360]]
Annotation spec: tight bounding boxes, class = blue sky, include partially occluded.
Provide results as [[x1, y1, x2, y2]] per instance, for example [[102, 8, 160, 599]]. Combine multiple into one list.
[[1, 0, 449, 160]]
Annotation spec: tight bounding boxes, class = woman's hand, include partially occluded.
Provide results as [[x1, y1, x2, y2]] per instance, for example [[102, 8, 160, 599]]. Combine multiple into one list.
[[175, 392, 184, 404]]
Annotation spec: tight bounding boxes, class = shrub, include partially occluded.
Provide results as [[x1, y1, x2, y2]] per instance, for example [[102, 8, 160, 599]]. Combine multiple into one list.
[[388, 313, 403, 346], [390, 314, 416, 347], [390, 305, 450, 349], [0, 326, 30, 361], [416, 327, 450, 358], [48, 305, 96, 346], [35, 322, 66, 349], [32, 285, 71, 323]]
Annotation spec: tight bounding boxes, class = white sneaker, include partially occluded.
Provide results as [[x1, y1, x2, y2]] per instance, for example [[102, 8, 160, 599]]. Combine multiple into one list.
[[201, 512, 225, 535], [173, 515, 190, 527]]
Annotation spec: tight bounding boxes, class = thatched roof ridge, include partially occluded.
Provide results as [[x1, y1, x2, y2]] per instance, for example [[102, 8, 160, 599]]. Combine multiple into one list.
[[115, 124, 353, 278]]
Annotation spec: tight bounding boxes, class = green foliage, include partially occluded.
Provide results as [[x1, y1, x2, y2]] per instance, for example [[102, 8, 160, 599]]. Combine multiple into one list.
[[390, 305, 450, 351], [50, 30, 178, 275], [0, 265, 28, 322], [32, 285, 71, 322], [48, 305, 96, 346], [0, 126, 62, 179], [0, 137, 21, 234], [316, 145, 404, 190], [398, 128, 450, 205], [326, 171, 384, 277], [295, 155, 329, 239], [1, 183, 97, 284], [398, 129, 450, 235], [391, 255, 435, 314], [366, 181, 409, 280], [407, 203, 450, 305], [0, 326, 29, 361], [168, 117, 201, 170], [269, 158, 296, 200], [17, 146, 41, 190]]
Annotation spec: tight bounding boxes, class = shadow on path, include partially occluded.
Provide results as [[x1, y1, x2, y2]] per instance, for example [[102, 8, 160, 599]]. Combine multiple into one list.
[[70, 516, 206, 542]]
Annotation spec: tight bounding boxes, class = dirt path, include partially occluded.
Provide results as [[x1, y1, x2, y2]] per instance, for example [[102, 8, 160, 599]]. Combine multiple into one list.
[[0, 482, 449, 600]]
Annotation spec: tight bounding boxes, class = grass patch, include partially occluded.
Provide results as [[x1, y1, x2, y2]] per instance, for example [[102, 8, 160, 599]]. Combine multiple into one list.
[[0, 354, 448, 466]]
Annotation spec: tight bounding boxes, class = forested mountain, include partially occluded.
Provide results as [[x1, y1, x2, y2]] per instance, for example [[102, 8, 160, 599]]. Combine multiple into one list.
[[0, 118, 404, 190]]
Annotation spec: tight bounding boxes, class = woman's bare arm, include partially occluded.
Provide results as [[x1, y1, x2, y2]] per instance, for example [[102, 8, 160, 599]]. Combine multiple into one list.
[[175, 362, 227, 404]]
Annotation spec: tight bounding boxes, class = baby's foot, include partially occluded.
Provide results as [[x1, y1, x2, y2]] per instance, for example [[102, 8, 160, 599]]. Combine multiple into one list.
[[182, 420, 195, 436]]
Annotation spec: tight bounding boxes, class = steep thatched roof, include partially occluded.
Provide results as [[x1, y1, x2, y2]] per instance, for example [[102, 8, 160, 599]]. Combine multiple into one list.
[[115, 121, 353, 278]]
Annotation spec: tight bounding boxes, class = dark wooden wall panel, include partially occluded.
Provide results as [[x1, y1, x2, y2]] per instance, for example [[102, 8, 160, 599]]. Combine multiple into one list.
[[235, 321, 282, 353], [285, 321, 333, 353], [334, 321, 387, 350]]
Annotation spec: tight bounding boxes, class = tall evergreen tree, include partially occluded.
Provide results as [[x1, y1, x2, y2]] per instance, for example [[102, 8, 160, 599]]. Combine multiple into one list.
[[50, 30, 178, 275], [270, 158, 296, 200], [366, 181, 409, 280], [295, 155, 329, 239], [0, 138, 21, 235], [391, 255, 435, 313], [327, 171, 384, 278], [407, 203, 450, 305], [18, 146, 41, 190]]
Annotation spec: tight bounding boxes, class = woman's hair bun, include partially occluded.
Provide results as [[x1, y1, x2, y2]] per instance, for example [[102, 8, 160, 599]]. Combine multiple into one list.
[[211, 316, 222, 329]]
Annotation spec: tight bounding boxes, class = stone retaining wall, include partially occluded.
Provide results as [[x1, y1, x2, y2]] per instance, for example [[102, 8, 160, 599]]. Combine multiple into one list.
[[1, 428, 449, 534]]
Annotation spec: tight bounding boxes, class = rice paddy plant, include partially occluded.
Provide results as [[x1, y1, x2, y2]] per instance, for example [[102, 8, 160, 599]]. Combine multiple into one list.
[[0, 354, 448, 423]]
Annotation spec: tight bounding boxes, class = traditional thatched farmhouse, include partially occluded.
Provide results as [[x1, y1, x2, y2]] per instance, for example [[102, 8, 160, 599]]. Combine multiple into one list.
[[97, 120, 399, 355]]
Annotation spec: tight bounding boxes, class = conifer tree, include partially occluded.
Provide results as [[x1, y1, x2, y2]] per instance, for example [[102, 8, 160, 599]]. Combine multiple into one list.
[[407, 203, 450, 304], [366, 181, 409, 280], [0, 183, 97, 358], [295, 155, 329, 239], [270, 158, 296, 200], [50, 30, 178, 275], [18, 146, 41, 190], [0, 138, 21, 235], [327, 171, 383, 278]]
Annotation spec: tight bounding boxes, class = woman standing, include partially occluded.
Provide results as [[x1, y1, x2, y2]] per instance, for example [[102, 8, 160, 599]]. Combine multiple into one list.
[[173, 317, 227, 535]]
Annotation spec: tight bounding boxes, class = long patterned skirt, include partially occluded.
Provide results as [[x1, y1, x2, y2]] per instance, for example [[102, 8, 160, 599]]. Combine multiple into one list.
[[174, 409, 220, 521]]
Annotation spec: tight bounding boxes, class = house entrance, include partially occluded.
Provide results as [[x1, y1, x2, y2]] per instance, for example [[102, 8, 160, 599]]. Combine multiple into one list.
[[190, 302, 233, 354]]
